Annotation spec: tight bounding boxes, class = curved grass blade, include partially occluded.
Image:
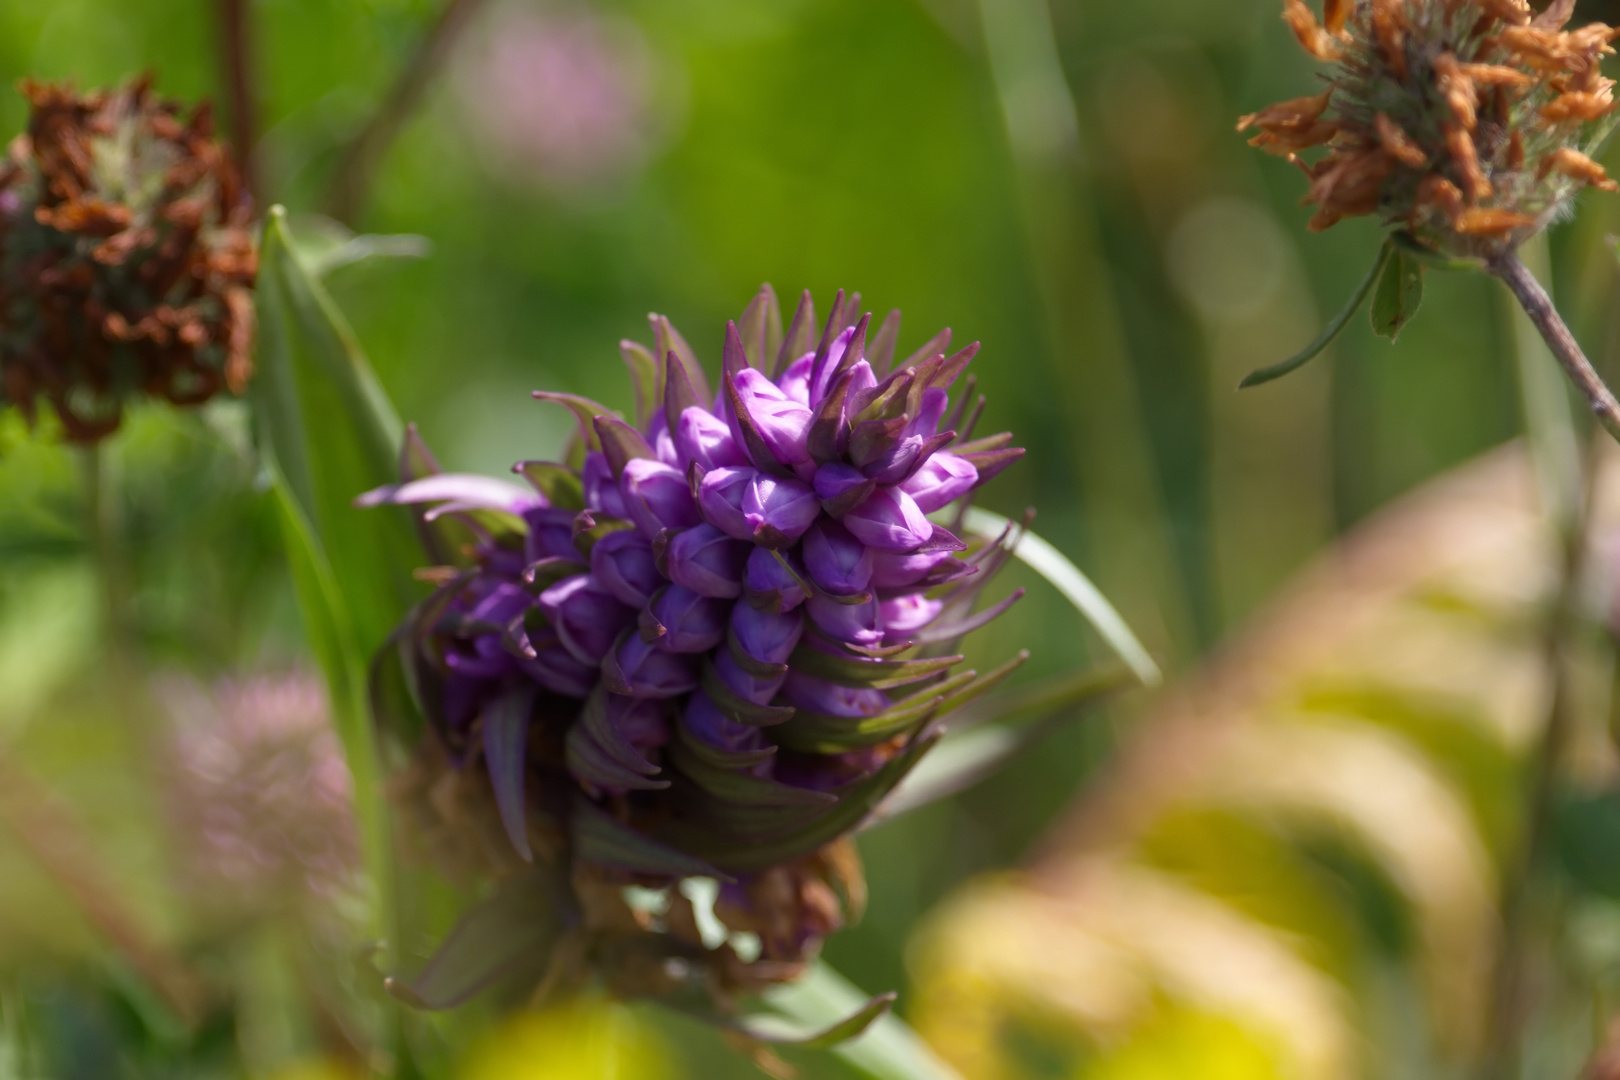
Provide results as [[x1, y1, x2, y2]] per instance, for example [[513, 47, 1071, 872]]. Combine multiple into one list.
[[484, 685, 538, 862], [960, 508, 1159, 687], [760, 962, 963, 1080], [736, 989, 896, 1047], [1237, 240, 1391, 388]]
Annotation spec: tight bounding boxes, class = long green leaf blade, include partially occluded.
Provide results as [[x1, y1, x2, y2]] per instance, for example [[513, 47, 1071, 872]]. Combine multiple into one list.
[[960, 508, 1159, 687]]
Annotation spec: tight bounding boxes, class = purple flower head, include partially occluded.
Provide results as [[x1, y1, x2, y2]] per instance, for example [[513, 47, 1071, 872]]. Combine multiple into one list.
[[368, 285, 1035, 1000]]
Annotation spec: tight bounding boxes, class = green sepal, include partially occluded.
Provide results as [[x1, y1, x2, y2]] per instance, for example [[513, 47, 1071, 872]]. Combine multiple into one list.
[[668, 724, 838, 808], [1239, 239, 1393, 388], [702, 661, 796, 726], [739, 284, 784, 371], [867, 309, 902, 374], [1391, 230, 1485, 271], [571, 799, 732, 881], [533, 392, 617, 452], [620, 339, 659, 429], [512, 460, 585, 510], [787, 644, 963, 690]]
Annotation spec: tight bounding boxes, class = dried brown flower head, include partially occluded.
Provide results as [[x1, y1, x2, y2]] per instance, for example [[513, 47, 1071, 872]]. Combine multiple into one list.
[[0, 76, 257, 443], [1240, 0, 1620, 256]]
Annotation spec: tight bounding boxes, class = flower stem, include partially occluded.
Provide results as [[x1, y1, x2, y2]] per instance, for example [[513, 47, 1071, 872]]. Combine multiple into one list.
[[81, 445, 133, 671], [1489, 251, 1620, 445], [215, 0, 260, 200]]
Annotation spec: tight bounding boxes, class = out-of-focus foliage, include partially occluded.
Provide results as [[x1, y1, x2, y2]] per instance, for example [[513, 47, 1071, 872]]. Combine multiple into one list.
[[911, 441, 1620, 1077]]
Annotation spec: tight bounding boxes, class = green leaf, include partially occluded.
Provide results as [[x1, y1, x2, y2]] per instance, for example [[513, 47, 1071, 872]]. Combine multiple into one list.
[[760, 962, 963, 1079], [252, 206, 421, 657], [737, 989, 896, 1048], [1238, 241, 1392, 388], [514, 461, 585, 510], [786, 645, 965, 690], [385, 868, 567, 1011], [571, 799, 733, 881], [1371, 249, 1424, 341], [960, 508, 1160, 687]]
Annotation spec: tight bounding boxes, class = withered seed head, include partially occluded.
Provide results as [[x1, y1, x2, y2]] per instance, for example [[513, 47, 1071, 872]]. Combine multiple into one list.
[[1245, 0, 1620, 256], [0, 76, 257, 443]]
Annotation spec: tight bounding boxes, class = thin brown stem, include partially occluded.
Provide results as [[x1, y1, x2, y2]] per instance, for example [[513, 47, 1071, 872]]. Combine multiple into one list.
[[322, 0, 484, 224], [216, 0, 260, 202], [1490, 251, 1620, 445]]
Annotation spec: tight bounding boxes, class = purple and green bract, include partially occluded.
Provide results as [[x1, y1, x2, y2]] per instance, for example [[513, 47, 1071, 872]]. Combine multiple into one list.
[[362, 287, 1026, 895]]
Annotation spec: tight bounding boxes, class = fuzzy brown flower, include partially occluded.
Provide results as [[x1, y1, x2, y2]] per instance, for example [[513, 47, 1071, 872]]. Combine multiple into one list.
[[1239, 0, 1620, 256], [0, 76, 256, 442]]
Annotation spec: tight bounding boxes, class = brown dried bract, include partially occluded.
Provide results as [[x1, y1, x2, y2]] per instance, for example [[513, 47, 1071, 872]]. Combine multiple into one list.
[[1453, 206, 1537, 233], [1444, 124, 1493, 200], [0, 76, 256, 442], [1543, 89, 1616, 121], [1376, 112, 1429, 166], [1434, 53, 1480, 128], [1284, 0, 1345, 61], [1540, 146, 1620, 190]]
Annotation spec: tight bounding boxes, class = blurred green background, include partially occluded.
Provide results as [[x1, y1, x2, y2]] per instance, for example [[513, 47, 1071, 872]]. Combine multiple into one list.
[[6, 0, 1620, 1077]]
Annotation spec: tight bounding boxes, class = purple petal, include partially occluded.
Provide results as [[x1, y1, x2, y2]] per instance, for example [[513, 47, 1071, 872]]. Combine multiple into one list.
[[744, 546, 809, 612], [879, 594, 943, 644], [870, 549, 959, 588], [603, 632, 701, 698], [524, 507, 581, 562], [782, 670, 888, 717], [582, 452, 628, 519], [356, 474, 543, 515], [714, 648, 787, 705], [619, 458, 701, 539], [696, 466, 755, 540], [741, 472, 820, 547], [728, 368, 813, 468], [674, 405, 749, 471], [665, 524, 748, 598], [647, 586, 731, 653], [805, 592, 883, 647]]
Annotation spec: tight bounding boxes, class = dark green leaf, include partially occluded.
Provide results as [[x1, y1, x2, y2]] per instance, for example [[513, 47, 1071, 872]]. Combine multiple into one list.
[[668, 723, 838, 807], [1238, 240, 1392, 388], [571, 799, 732, 880], [787, 645, 964, 690], [620, 340, 659, 429], [1391, 230, 1485, 271], [761, 963, 964, 1078], [736, 990, 896, 1047], [513, 461, 585, 510]]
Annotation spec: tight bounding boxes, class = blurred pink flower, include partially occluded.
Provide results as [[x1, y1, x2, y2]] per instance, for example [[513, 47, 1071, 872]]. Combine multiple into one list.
[[160, 671, 359, 918], [452, 5, 664, 190]]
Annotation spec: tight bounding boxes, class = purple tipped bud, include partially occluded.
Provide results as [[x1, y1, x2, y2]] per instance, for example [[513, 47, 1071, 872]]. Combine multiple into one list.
[[808, 325, 858, 407], [470, 581, 532, 627], [842, 487, 933, 553], [813, 462, 876, 518], [664, 524, 748, 598], [590, 530, 662, 607], [696, 466, 755, 539], [805, 592, 883, 647], [674, 406, 749, 471], [582, 452, 628, 519], [741, 472, 819, 547], [684, 692, 773, 770], [745, 546, 808, 612], [715, 648, 787, 705], [870, 548, 964, 588], [728, 368, 813, 469], [731, 603, 804, 666], [603, 632, 700, 698], [783, 669, 888, 718], [802, 518, 874, 596], [538, 575, 635, 665], [647, 586, 730, 653], [524, 507, 581, 563], [879, 594, 942, 644], [900, 451, 978, 513], [619, 457, 701, 539]]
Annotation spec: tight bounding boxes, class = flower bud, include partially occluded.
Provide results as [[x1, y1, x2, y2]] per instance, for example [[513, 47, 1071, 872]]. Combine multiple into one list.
[[730, 602, 804, 666], [645, 586, 730, 654], [683, 691, 773, 767], [879, 594, 943, 644], [805, 592, 883, 648], [664, 523, 748, 598], [803, 518, 873, 596], [900, 451, 978, 513], [619, 457, 701, 538], [526, 507, 585, 562], [714, 648, 787, 704], [727, 368, 813, 468], [538, 575, 636, 664], [603, 631, 701, 698], [782, 670, 888, 718], [745, 546, 809, 612], [582, 452, 629, 520], [842, 487, 933, 553], [590, 530, 662, 607], [674, 405, 749, 470], [870, 548, 975, 589]]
